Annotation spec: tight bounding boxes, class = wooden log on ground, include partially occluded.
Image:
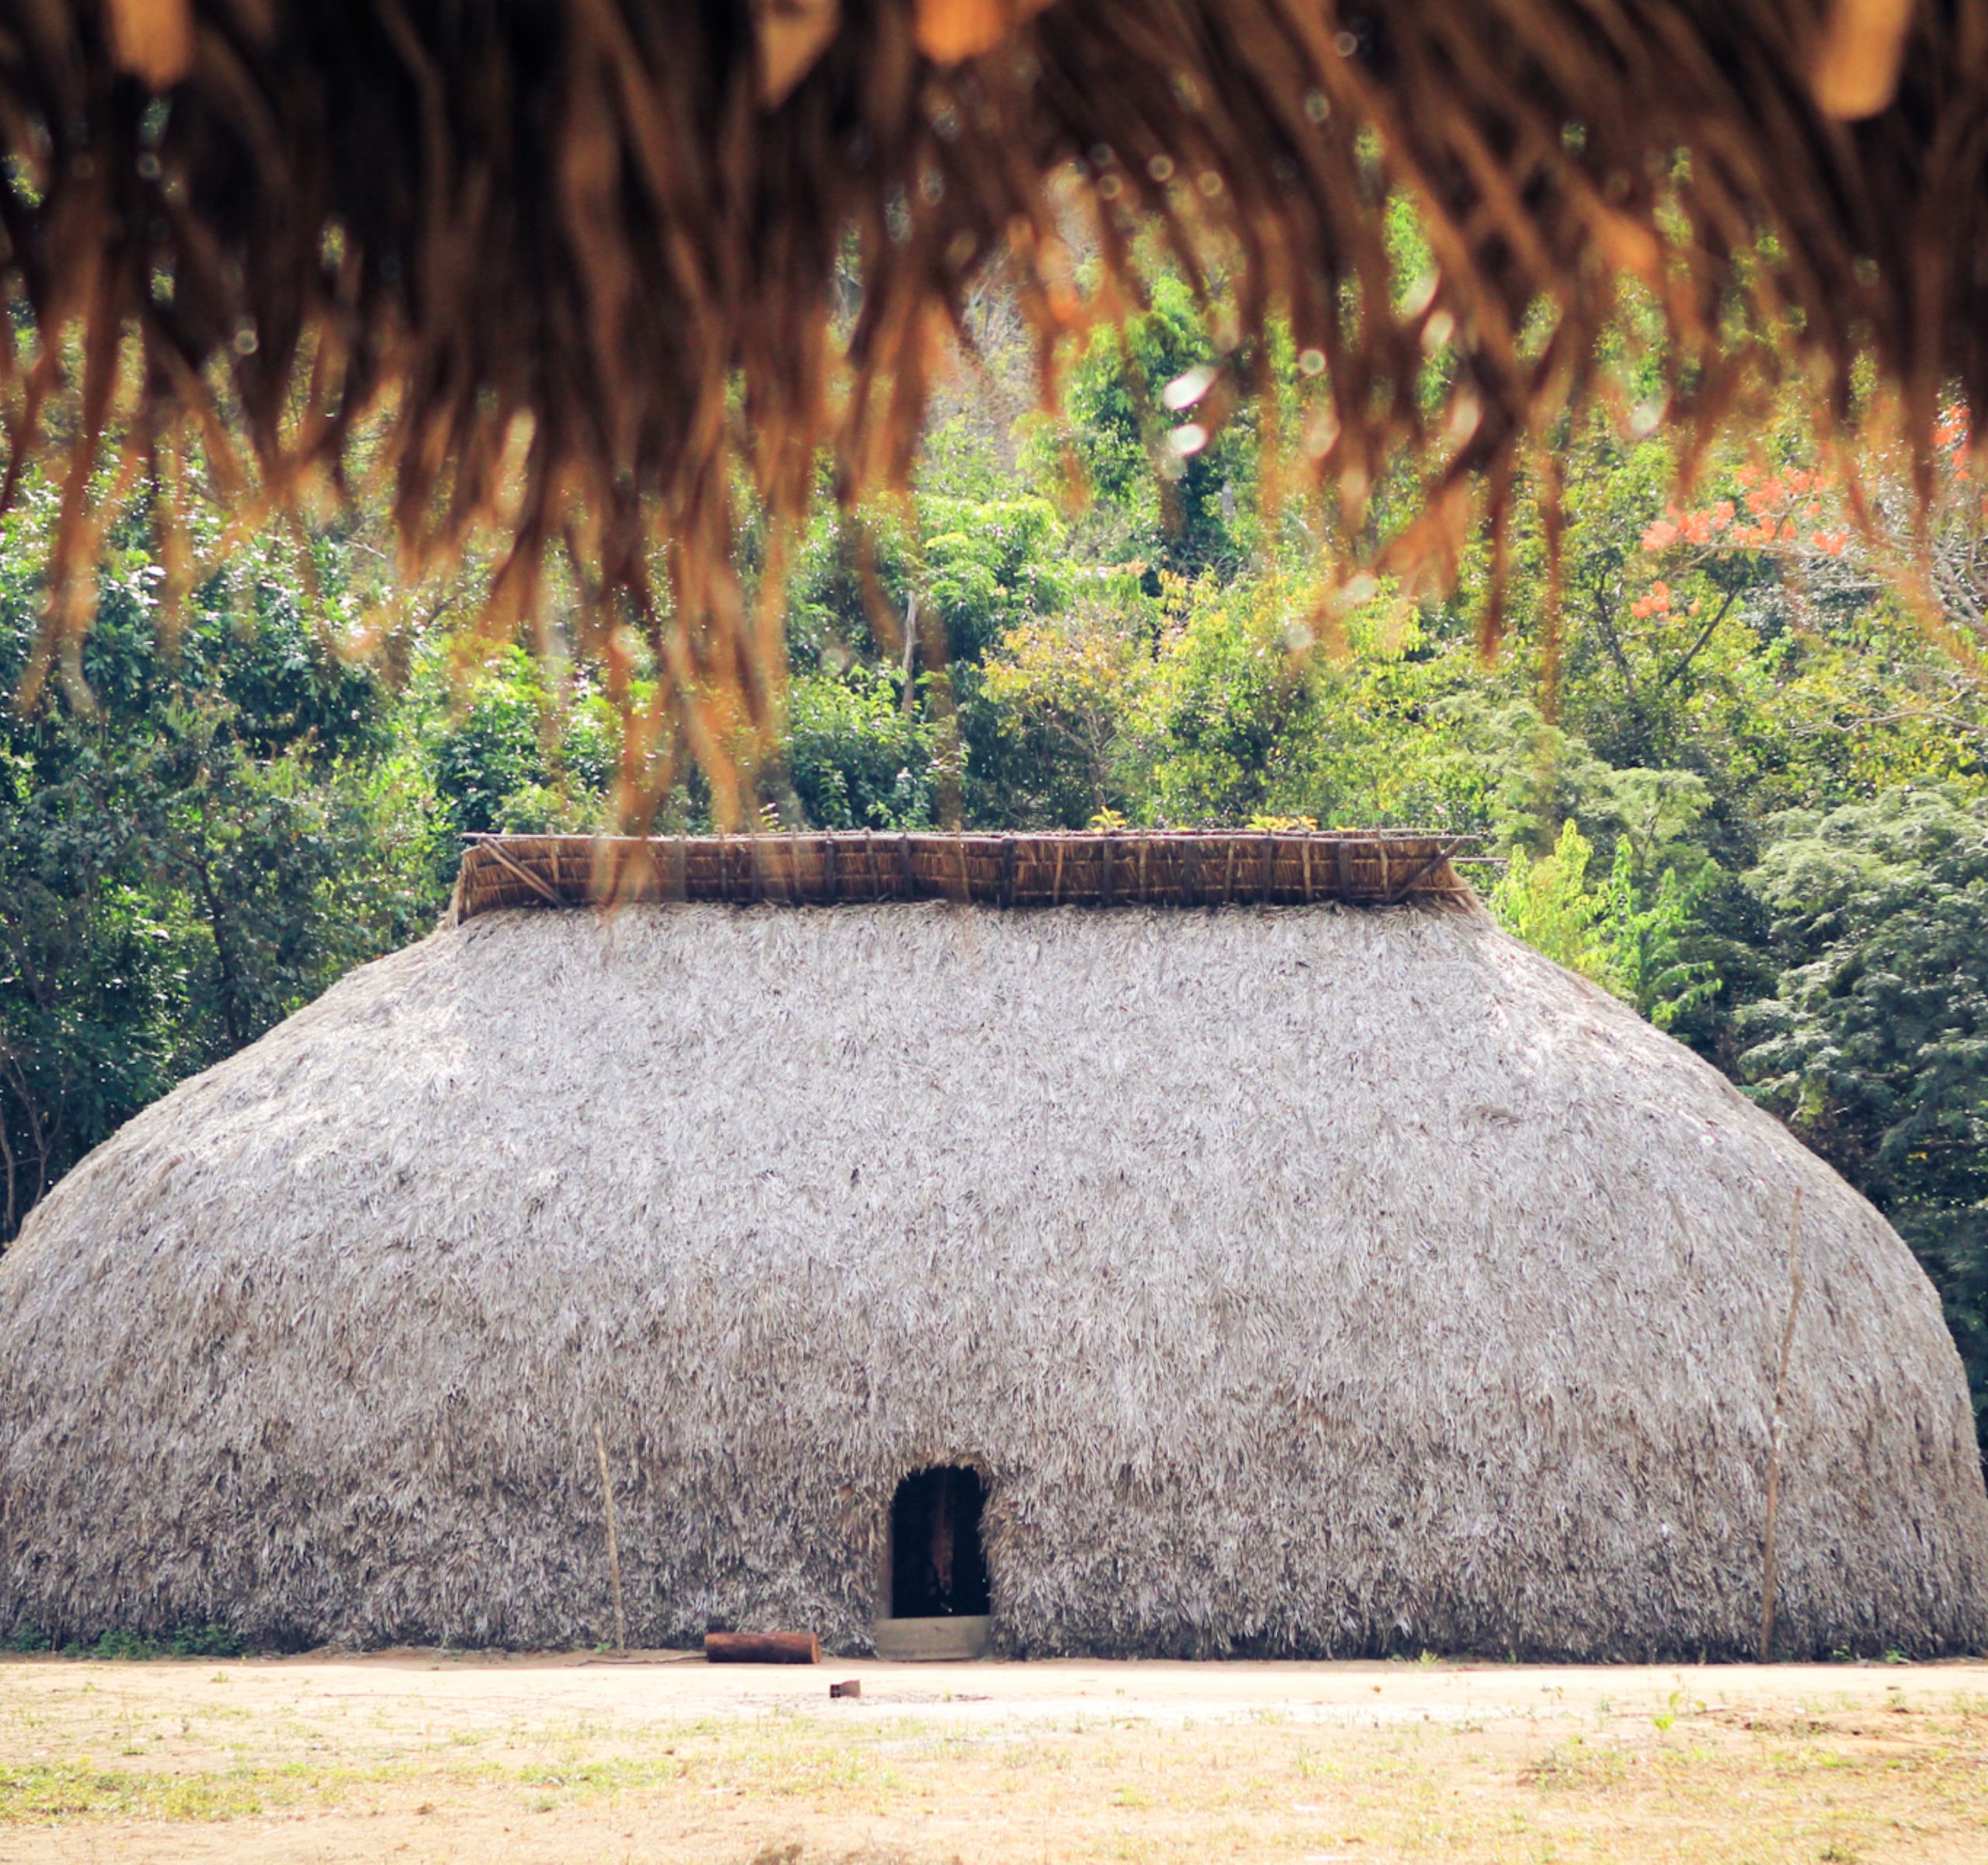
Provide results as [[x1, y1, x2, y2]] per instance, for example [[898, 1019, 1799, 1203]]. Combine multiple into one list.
[[704, 1631, 819, 1665]]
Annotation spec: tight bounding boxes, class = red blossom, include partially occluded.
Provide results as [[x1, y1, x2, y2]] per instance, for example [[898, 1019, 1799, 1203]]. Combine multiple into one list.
[[1631, 578, 1673, 620]]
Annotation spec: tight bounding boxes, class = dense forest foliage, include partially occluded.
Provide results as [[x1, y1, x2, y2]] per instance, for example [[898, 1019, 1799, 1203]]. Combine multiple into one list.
[[4, 274, 1988, 1450]]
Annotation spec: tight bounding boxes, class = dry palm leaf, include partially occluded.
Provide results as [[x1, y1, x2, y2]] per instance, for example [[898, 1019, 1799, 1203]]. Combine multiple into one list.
[[0, 2, 1981, 813]]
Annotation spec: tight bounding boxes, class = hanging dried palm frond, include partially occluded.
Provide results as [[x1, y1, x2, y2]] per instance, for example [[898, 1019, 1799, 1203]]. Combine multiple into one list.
[[1, 2, 1982, 811]]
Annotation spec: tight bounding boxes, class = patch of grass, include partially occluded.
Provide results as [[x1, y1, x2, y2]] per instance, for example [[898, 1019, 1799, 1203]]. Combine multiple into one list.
[[513, 1758, 689, 1794], [5, 1665, 1986, 1860], [0, 1627, 53, 1655], [0, 1763, 264, 1822]]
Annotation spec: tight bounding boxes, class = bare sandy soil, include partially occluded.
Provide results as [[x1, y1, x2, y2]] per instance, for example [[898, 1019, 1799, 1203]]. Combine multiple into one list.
[[3, 1651, 1986, 1863]]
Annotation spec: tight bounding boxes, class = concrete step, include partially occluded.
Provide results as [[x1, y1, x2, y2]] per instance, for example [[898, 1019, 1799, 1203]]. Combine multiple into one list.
[[871, 1616, 991, 1662]]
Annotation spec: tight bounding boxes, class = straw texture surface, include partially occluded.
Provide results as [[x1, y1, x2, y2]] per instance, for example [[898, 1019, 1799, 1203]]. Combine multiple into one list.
[[2, 899, 1983, 1657]]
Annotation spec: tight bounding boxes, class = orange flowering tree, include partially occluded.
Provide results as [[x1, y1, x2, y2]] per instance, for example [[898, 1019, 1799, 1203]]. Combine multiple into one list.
[[1633, 408, 1985, 655]]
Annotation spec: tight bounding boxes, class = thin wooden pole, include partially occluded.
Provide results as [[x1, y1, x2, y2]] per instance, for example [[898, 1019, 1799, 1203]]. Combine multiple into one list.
[[1760, 1188, 1805, 1662], [593, 1420, 627, 1654]]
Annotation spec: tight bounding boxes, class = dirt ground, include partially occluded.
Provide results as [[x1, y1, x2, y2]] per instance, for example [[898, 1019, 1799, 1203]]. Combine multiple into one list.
[[2, 1651, 1986, 1864]]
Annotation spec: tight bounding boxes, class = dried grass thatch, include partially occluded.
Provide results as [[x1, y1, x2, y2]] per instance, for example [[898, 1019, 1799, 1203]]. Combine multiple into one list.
[[4, 4, 1984, 805], [2, 877, 1983, 1657]]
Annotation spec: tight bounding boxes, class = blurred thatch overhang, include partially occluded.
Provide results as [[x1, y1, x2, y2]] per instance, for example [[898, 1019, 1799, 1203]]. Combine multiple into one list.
[[2, 3, 1978, 801]]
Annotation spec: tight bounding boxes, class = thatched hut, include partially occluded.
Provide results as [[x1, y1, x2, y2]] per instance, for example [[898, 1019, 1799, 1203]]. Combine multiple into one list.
[[2, 832, 1984, 1658]]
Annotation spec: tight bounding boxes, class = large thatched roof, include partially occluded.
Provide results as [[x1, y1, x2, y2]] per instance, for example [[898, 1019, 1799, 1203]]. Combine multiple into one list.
[[2, 867, 1983, 1656], [5, 5, 1983, 800]]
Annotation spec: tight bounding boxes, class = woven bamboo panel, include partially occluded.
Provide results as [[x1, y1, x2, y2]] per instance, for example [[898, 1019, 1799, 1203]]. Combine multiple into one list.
[[451, 832, 1482, 922]]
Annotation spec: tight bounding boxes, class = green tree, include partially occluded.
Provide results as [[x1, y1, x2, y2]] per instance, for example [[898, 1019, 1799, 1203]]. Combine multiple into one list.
[[1740, 787, 1988, 1438], [1491, 819, 1612, 984], [422, 646, 618, 843], [781, 668, 938, 828], [1, 485, 445, 1244], [974, 607, 1142, 827], [1032, 270, 1254, 580]]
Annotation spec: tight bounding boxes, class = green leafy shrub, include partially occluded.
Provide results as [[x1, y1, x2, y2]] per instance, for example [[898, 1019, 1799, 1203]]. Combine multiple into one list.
[[54, 1624, 244, 1660], [782, 669, 938, 828]]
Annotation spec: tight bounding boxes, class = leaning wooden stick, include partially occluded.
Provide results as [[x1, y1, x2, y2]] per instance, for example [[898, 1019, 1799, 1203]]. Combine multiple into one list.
[[593, 1420, 627, 1655], [1760, 1189, 1806, 1662]]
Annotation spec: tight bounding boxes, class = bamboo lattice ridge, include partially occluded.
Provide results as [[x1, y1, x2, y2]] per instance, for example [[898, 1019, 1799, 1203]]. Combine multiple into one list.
[[450, 831, 1484, 922]]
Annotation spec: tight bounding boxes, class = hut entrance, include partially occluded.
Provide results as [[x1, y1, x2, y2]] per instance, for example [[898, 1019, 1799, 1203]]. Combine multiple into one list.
[[889, 1466, 989, 1619]]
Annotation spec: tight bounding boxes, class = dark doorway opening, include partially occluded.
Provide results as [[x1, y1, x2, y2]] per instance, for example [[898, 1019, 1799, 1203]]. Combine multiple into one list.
[[890, 1466, 990, 1618]]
